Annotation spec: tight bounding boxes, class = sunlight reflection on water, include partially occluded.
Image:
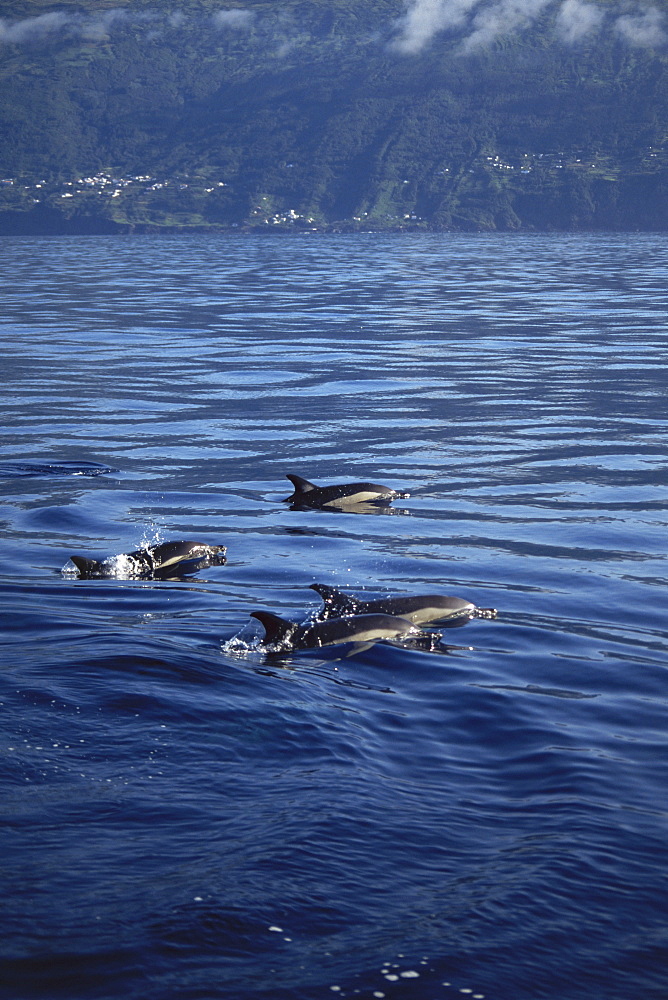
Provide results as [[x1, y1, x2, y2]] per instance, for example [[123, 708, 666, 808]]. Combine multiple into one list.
[[0, 233, 667, 1000]]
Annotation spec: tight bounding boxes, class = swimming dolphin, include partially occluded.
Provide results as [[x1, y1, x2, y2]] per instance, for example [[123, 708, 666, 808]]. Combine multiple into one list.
[[284, 474, 409, 508], [250, 610, 415, 651], [309, 583, 482, 626], [69, 540, 227, 579]]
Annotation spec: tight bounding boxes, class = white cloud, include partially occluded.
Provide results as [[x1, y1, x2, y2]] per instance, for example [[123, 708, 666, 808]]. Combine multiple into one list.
[[0, 1, 666, 56], [390, 0, 481, 54], [459, 0, 552, 52], [211, 10, 254, 31], [555, 0, 604, 43], [0, 9, 133, 45], [615, 5, 667, 47], [390, 0, 668, 54], [0, 12, 70, 44], [79, 11, 131, 43]]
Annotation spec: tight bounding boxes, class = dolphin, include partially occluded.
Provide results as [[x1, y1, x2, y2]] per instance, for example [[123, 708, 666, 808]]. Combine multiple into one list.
[[309, 583, 481, 626], [69, 540, 227, 579], [284, 473, 409, 508], [250, 610, 415, 651]]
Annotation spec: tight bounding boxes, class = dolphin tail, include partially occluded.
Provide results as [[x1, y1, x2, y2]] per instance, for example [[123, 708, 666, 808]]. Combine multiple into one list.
[[70, 555, 101, 575], [250, 611, 298, 646], [309, 583, 358, 618]]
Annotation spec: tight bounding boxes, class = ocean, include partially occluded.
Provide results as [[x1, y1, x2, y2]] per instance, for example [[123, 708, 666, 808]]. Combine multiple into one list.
[[1, 232, 667, 1000]]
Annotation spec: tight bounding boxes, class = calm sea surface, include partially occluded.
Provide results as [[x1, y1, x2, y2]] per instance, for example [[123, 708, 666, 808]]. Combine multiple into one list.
[[1, 232, 667, 1000]]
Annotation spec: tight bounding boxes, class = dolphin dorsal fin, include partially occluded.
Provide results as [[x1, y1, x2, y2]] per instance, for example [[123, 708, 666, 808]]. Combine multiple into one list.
[[70, 555, 100, 574], [310, 583, 358, 616], [286, 474, 316, 494], [250, 611, 297, 646]]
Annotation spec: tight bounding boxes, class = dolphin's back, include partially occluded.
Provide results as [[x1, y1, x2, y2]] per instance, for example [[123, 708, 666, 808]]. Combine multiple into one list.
[[298, 613, 413, 648], [70, 555, 101, 575], [250, 611, 297, 646], [70, 540, 226, 578], [286, 474, 317, 496], [310, 582, 359, 616], [251, 609, 413, 650], [284, 473, 407, 507], [310, 583, 476, 625]]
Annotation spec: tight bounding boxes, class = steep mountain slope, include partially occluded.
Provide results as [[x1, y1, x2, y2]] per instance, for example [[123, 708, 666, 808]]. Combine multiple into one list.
[[1, 0, 667, 231]]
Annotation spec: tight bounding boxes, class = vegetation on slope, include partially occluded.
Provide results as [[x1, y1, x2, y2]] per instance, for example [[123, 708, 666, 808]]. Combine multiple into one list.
[[1, 0, 667, 232]]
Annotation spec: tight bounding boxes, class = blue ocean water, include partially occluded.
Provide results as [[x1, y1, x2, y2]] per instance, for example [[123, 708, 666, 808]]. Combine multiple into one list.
[[1, 232, 667, 1000]]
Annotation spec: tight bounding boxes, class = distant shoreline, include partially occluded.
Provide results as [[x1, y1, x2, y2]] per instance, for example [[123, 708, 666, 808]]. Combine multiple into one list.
[[0, 212, 660, 237]]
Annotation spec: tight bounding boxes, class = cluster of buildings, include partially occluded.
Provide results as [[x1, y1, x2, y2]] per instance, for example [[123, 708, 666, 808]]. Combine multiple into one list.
[[250, 199, 316, 227], [1, 142, 665, 227], [482, 144, 667, 174], [0, 172, 226, 202]]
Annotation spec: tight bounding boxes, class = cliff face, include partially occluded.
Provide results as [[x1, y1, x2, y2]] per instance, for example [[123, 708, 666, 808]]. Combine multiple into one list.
[[2, 1, 667, 232]]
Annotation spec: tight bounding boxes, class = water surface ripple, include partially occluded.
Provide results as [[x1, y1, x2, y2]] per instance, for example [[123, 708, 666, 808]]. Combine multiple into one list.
[[1, 233, 667, 1000]]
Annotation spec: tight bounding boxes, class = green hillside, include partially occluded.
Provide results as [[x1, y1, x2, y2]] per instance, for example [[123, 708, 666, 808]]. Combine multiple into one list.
[[1, 0, 667, 232]]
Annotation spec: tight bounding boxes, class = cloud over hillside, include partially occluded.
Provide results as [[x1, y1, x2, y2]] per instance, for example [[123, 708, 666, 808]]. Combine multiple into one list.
[[1, 1, 666, 55], [390, 0, 668, 52]]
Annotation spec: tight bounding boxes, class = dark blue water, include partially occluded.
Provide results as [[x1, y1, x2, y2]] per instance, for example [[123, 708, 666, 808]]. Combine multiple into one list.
[[1, 233, 667, 1000]]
